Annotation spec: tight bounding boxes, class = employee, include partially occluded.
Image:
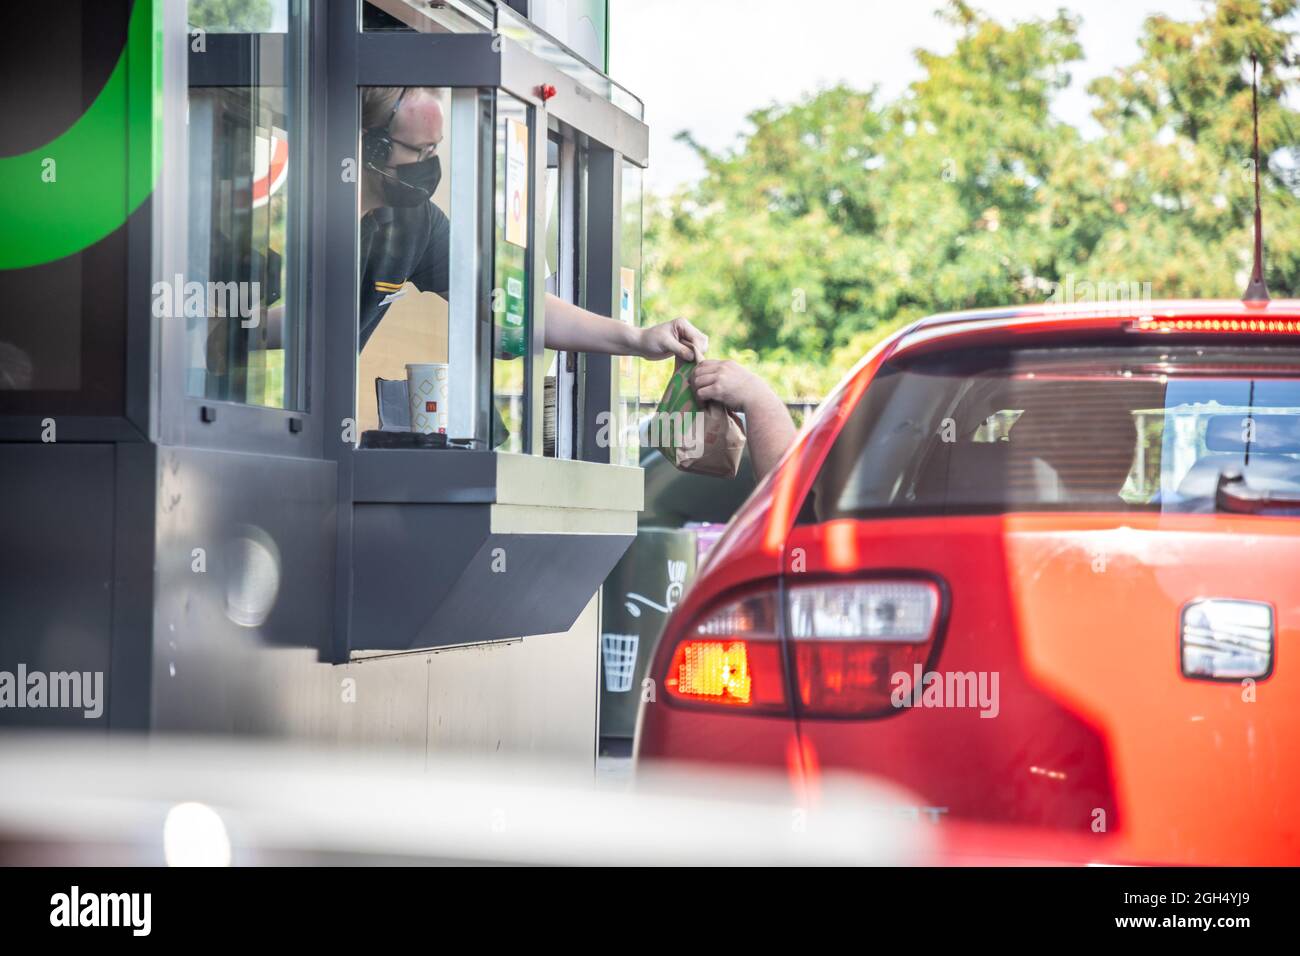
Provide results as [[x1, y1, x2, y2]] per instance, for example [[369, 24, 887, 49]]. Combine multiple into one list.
[[358, 86, 707, 364]]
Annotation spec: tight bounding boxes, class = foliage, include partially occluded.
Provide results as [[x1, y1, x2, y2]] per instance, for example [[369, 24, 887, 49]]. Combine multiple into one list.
[[187, 0, 275, 33], [643, 0, 1300, 400]]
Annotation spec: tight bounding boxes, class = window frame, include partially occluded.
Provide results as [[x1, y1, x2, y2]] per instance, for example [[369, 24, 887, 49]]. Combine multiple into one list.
[[324, 0, 648, 472], [158, 1, 322, 457]]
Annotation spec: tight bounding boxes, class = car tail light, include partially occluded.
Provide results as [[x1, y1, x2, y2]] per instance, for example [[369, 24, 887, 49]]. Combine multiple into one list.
[[787, 580, 942, 717], [663, 590, 787, 711], [1130, 316, 1300, 335], [661, 579, 943, 716]]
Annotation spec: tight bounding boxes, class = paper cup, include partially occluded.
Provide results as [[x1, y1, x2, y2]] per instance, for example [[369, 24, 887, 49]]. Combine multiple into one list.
[[406, 363, 449, 435]]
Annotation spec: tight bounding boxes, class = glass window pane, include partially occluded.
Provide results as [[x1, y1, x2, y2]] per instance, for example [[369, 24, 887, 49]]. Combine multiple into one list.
[[800, 345, 1300, 522], [355, 86, 455, 443], [495, 5, 643, 119], [185, 3, 306, 409], [491, 93, 531, 454]]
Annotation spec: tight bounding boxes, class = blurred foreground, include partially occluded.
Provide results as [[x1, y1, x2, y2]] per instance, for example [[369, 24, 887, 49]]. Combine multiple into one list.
[[0, 734, 930, 866]]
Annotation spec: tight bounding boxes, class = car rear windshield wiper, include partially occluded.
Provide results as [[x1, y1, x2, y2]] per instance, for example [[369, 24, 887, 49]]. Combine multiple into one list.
[[1215, 469, 1300, 514]]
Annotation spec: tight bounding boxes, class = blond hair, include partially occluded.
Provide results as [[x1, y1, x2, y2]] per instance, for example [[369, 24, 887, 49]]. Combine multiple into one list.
[[361, 87, 405, 131]]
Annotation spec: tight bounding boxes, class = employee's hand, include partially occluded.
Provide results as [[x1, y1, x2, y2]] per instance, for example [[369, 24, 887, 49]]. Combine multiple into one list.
[[638, 317, 709, 363], [541, 295, 708, 361], [689, 359, 763, 412]]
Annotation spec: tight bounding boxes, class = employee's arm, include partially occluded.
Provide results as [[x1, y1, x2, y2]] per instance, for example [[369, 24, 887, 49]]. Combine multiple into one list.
[[543, 293, 708, 362]]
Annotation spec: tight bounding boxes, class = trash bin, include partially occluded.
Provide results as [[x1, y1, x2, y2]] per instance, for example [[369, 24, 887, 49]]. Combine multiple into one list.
[[598, 438, 759, 751], [599, 527, 697, 746]]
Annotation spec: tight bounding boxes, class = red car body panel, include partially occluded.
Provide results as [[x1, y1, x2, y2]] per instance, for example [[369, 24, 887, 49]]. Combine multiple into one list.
[[636, 300, 1300, 866]]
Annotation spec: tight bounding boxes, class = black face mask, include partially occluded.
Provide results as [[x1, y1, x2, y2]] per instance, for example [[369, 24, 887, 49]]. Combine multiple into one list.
[[377, 154, 441, 207]]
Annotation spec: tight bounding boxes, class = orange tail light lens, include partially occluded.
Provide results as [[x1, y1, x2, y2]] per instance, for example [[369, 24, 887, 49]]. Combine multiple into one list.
[[664, 591, 787, 711], [669, 641, 754, 704]]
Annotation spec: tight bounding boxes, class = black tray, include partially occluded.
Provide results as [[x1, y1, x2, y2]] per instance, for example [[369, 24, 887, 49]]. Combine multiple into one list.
[[359, 430, 448, 450]]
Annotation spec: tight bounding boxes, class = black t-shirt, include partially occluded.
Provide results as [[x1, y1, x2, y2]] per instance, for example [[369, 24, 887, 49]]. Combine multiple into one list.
[[357, 201, 451, 350]]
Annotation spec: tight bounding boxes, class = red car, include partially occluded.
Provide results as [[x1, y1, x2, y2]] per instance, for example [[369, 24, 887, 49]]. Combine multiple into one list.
[[636, 300, 1300, 866]]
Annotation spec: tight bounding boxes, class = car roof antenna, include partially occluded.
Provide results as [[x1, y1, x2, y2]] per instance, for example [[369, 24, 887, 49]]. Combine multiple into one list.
[[1244, 53, 1270, 303]]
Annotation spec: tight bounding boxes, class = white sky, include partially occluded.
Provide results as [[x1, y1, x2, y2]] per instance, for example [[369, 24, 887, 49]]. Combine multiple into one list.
[[609, 0, 1212, 194]]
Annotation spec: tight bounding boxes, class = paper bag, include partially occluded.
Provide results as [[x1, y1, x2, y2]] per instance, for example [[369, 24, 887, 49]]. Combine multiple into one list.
[[650, 359, 746, 479]]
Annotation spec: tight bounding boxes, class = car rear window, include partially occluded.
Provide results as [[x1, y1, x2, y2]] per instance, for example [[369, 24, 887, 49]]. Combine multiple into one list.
[[798, 344, 1300, 522]]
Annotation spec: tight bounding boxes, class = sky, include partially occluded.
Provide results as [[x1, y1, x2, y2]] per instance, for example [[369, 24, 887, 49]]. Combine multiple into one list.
[[608, 0, 1211, 194]]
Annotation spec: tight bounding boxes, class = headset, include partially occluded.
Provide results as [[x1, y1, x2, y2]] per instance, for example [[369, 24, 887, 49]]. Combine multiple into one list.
[[361, 87, 409, 170]]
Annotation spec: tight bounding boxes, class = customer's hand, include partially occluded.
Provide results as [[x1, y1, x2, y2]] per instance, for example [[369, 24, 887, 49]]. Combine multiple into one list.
[[638, 317, 709, 362], [689, 359, 764, 413], [691, 359, 797, 482]]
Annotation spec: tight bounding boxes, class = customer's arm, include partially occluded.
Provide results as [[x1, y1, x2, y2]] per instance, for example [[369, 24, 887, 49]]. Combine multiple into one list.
[[543, 293, 708, 362], [690, 360, 796, 481]]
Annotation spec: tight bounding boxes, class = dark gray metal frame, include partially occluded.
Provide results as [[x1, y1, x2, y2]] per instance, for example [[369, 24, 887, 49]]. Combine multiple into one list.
[[580, 145, 623, 463]]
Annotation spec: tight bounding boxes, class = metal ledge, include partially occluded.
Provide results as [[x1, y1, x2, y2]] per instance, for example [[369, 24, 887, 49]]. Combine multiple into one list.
[[347, 450, 643, 653], [496, 452, 643, 511], [489, 503, 635, 535], [350, 502, 633, 653]]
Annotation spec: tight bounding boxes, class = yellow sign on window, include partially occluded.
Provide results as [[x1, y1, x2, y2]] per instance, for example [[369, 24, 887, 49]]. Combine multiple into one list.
[[505, 118, 529, 248]]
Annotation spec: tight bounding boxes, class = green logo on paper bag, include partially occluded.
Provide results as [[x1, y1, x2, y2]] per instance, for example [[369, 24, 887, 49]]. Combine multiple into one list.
[[651, 360, 705, 452], [657, 360, 697, 416]]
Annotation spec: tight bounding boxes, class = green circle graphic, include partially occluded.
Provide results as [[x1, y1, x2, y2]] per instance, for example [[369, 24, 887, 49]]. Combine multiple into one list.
[[0, 0, 160, 270]]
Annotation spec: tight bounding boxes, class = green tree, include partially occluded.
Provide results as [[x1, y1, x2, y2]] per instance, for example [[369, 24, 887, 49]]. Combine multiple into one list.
[[644, 0, 1299, 401], [188, 0, 275, 33], [1043, 0, 1300, 297], [644, 2, 1084, 397]]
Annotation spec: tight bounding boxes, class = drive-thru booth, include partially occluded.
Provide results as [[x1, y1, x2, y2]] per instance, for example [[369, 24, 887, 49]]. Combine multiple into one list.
[[0, 0, 648, 759]]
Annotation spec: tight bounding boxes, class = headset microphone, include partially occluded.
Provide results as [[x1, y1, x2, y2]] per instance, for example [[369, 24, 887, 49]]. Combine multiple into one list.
[[366, 161, 433, 204]]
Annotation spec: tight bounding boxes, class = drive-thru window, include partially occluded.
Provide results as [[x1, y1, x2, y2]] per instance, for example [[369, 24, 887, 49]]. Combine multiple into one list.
[[0, 0, 648, 752]]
